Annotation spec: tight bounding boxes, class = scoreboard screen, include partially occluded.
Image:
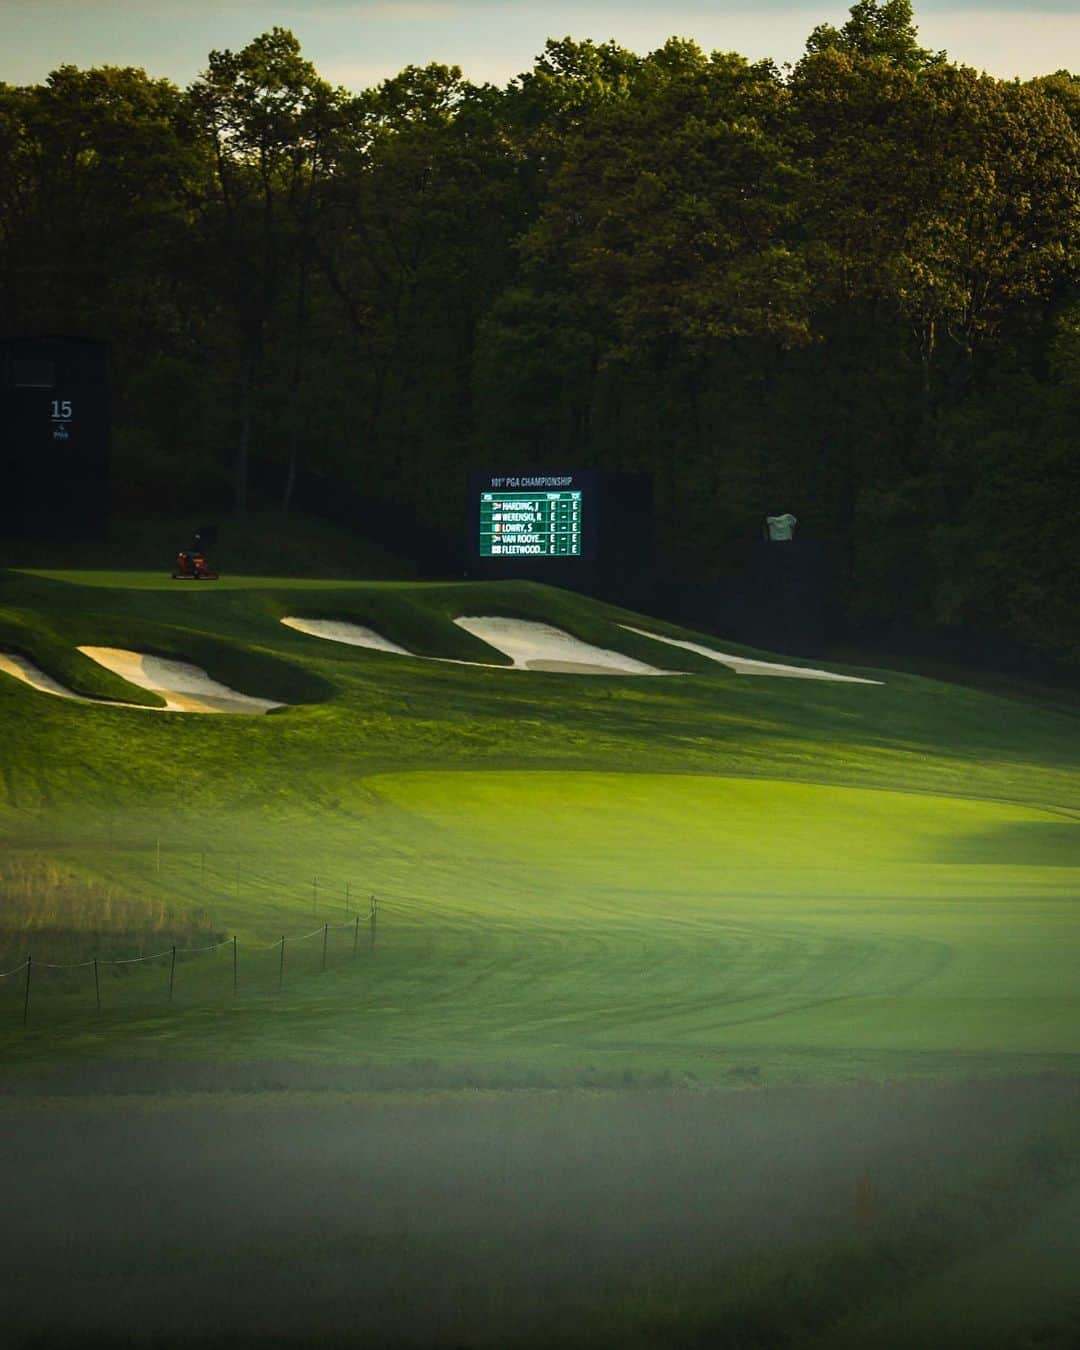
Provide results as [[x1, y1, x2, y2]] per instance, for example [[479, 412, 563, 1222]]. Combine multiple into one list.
[[468, 471, 600, 566], [479, 489, 582, 557]]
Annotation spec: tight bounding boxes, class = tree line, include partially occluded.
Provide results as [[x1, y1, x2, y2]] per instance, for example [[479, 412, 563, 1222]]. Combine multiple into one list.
[[2, 1, 1078, 663]]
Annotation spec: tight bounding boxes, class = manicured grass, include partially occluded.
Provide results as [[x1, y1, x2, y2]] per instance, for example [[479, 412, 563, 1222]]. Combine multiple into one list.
[[0, 567, 1077, 1080], [2, 566, 1079, 1349]]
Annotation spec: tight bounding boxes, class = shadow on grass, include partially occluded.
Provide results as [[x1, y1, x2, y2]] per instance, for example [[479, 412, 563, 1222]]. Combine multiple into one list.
[[940, 820, 1080, 867]]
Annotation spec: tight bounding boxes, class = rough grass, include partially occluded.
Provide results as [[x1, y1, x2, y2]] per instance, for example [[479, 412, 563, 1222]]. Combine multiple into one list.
[[0, 852, 222, 968], [1, 1075, 1078, 1350]]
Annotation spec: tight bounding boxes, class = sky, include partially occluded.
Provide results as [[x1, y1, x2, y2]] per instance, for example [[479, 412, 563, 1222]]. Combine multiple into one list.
[[0, 1, 1077, 91]]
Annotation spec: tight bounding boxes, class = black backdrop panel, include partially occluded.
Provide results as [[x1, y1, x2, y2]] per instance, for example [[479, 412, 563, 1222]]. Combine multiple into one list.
[[1, 336, 109, 538]]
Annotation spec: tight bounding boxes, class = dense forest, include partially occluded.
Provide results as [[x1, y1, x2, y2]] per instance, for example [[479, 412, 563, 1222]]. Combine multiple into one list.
[[2, 1, 1079, 664]]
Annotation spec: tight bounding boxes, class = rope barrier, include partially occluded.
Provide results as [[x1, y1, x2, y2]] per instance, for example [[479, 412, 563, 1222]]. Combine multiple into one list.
[[100, 949, 177, 966], [2, 852, 389, 1027], [4, 917, 375, 975]]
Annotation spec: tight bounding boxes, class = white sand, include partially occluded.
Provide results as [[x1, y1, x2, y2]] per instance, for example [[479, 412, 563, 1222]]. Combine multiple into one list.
[[281, 615, 506, 669], [281, 616, 412, 655], [282, 614, 674, 675], [78, 648, 284, 714], [0, 653, 88, 702], [279, 611, 875, 682], [454, 617, 673, 675], [619, 626, 882, 684]]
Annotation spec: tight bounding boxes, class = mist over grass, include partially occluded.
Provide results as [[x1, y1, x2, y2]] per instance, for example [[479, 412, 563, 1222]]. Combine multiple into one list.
[[3, 1075, 1079, 1350]]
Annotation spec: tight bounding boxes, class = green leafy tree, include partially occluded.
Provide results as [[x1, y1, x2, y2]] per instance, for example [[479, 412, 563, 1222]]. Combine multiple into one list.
[[186, 28, 343, 514], [806, 0, 942, 70], [480, 41, 810, 568], [312, 64, 520, 526], [2, 10, 1079, 667], [789, 38, 1080, 630], [0, 65, 189, 335]]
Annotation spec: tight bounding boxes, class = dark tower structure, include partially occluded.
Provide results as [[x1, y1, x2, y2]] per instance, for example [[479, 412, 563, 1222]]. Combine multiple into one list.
[[1, 336, 110, 539]]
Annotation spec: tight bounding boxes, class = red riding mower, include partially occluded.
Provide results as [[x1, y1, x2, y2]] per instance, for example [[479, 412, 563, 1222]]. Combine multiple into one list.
[[171, 550, 219, 581]]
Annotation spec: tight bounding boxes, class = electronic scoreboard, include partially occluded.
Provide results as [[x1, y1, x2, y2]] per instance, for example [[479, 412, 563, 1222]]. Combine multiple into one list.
[[470, 471, 598, 562], [466, 469, 655, 610], [479, 488, 583, 557]]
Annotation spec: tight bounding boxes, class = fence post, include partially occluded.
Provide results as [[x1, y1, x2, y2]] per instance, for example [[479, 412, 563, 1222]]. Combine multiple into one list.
[[353, 914, 360, 959], [169, 945, 176, 1003], [278, 935, 285, 993], [22, 956, 31, 1028], [232, 935, 238, 996], [370, 895, 377, 949], [854, 1172, 878, 1231], [321, 923, 328, 972], [93, 957, 100, 1014]]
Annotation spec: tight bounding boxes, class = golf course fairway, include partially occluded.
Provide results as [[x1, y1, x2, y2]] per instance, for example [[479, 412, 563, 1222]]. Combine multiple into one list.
[[2, 567, 1078, 1349]]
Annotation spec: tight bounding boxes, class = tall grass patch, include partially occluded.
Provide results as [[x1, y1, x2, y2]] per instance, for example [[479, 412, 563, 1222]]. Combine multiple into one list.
[[0, 852, 222, 967]]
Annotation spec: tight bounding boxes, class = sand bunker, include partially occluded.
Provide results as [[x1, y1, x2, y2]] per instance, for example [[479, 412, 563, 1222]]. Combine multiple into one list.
[[454, 617, 672, 675], [0, 652, 91, 703], [619, 626, 882, 684], [280, 615, 498, 669], [0, 651, 169, 711], [78, 648, 283, 714], [279, 611, 872, 682], [282, 614, 673, 676], [281, 617, 411, 655]]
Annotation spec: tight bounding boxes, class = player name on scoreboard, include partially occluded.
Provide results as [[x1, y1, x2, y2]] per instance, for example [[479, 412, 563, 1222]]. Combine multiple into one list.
[[479, 490, 583, 557]]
